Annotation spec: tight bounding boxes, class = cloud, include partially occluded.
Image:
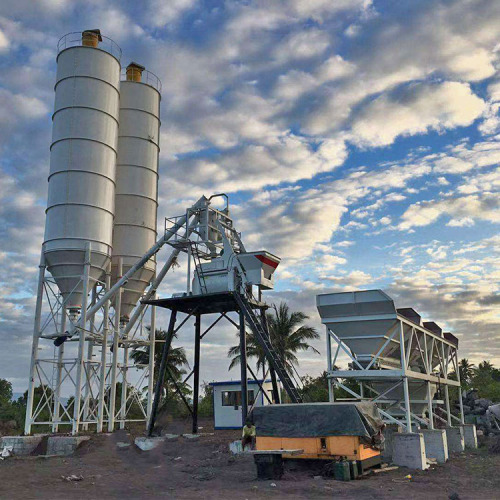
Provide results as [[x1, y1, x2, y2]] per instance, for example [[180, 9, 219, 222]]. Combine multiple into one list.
[[0, 28, 9, 50], [145, 0, 197, 27], [399, 194, 500, 230], [321, 270, 372, 288], [351, 82, 486, 147]]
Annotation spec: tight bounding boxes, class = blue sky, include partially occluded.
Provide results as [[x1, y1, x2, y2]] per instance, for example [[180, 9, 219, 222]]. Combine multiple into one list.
[[0, 0, 498, 391]]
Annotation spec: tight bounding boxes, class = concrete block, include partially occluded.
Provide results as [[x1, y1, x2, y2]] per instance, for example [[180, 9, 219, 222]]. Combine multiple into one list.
[[134, 436, 165, 451], [47, 436, 90, 456], [446, 427, 465, 453], [392, 433, 428, 470], [420, 429, 448, 463], [381, 424, 403, 462], [461, 424, 477, 449], [0, 436, 43, 456]]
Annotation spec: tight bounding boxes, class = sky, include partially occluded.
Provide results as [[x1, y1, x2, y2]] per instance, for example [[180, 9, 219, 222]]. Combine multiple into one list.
[[0, 0, 499, 394]]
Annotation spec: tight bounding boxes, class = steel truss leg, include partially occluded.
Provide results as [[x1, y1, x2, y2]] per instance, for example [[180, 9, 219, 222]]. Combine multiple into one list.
[[444, 385, 452, 426], [24, 252, 46, 435], [427, 381, 434, 429], [192, 314, 201, 434], [108, 257, 122, 432], [97, 268, 111, 433], [399, 322, 412, 433], [82, 286, 97, 430], [455, 353, 465, 424], [52, 306, 67, 433], [72, 242, 92, 435]]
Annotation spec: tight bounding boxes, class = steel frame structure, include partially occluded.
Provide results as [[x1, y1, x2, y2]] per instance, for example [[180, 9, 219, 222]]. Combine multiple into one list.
[[325, 313, 465, 432], [146, 293, 284, 435], [25, 197, 207, 435]]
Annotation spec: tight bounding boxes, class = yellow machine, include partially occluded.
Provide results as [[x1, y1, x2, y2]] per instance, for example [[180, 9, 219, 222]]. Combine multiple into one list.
[[253, 402, 383, 472], [256, 435, 380, 461]]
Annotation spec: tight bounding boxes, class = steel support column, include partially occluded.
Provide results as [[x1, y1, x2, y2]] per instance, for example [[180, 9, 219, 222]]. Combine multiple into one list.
[[239, 309, 248, 425], [455, 353, 465, 424], [427, 381, 435, 429], [192, 313, 201, 434], [97, 268, 111, 433], [399, 322, 412, 433], [24, 252, 46, 435], [148, 309, 177, 436], [72, 242, 92, 435], [444, 385, 452, 426], [146, 298, 156, 427], [108, 257, 122, 432], [326, 326, 334, 402], [52, 306, 67, 432]]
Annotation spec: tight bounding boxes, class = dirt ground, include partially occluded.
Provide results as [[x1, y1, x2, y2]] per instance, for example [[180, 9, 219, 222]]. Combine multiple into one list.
[[1, 419, 500, 500]]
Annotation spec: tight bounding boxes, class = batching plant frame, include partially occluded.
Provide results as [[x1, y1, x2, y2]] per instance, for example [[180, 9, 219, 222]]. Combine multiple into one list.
[[25, 246, 159, 435], [25, 199, 206, 435]]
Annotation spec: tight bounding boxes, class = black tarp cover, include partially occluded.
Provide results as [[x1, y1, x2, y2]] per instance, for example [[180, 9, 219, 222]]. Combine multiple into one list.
[[253, 402, 383, 440]]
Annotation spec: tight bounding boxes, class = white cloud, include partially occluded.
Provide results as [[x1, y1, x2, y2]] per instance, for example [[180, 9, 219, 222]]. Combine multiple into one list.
[[0, 28, 9, 50], [447, 217, 475, 227], [351, 82, 486, 147], [399, 194, 500, 230], [146, 0, 196, 27], [321, 270, 372, 288]]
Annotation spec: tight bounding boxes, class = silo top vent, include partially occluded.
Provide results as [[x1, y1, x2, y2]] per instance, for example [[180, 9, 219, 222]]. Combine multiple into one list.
[[126, 62, 146, 82], [82, 29, 102, 47]]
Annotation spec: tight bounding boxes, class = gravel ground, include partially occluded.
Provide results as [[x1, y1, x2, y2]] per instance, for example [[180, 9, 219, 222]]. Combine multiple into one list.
[[1, 419, 499, 500]]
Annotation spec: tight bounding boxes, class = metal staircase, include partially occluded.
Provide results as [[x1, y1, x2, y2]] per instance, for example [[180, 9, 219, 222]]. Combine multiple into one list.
[[234, 292, 303, 403]]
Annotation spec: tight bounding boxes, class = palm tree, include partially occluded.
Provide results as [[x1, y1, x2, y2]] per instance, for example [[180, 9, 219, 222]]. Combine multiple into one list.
[[228, 302, 320, 376], [475, 360, 494, 374], [458, 358, 475, 387], [130, 327, 190, 395]]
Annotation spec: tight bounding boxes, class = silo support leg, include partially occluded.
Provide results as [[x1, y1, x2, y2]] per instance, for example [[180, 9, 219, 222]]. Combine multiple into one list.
[[72, 243, 92, 435], [52, 307, 67, 433], [97, 269, 111, 433], [24, 252, 46, 435], [108, 258, 123, 432]]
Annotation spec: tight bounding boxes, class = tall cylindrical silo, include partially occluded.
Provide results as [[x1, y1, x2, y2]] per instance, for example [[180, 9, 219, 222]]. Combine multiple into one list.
[[111, 63, 161, 322], [43, 30, 121, 314]]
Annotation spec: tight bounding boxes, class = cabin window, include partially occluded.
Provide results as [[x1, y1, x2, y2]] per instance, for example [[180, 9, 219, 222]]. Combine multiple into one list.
[[221, 390, 255, 406]]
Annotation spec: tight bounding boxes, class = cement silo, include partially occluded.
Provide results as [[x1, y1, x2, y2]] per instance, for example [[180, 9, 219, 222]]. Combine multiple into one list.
[[111, 63, 161, 322], [43, 30, 121, 314]]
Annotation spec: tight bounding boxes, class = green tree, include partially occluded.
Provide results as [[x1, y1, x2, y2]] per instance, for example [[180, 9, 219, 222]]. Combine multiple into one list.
[[228, 302, 320, 375], [198, 382, 214, 418], [458, 358, 475, 388], [0, 378, 13, 407], [131, 327, 190, 388]]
